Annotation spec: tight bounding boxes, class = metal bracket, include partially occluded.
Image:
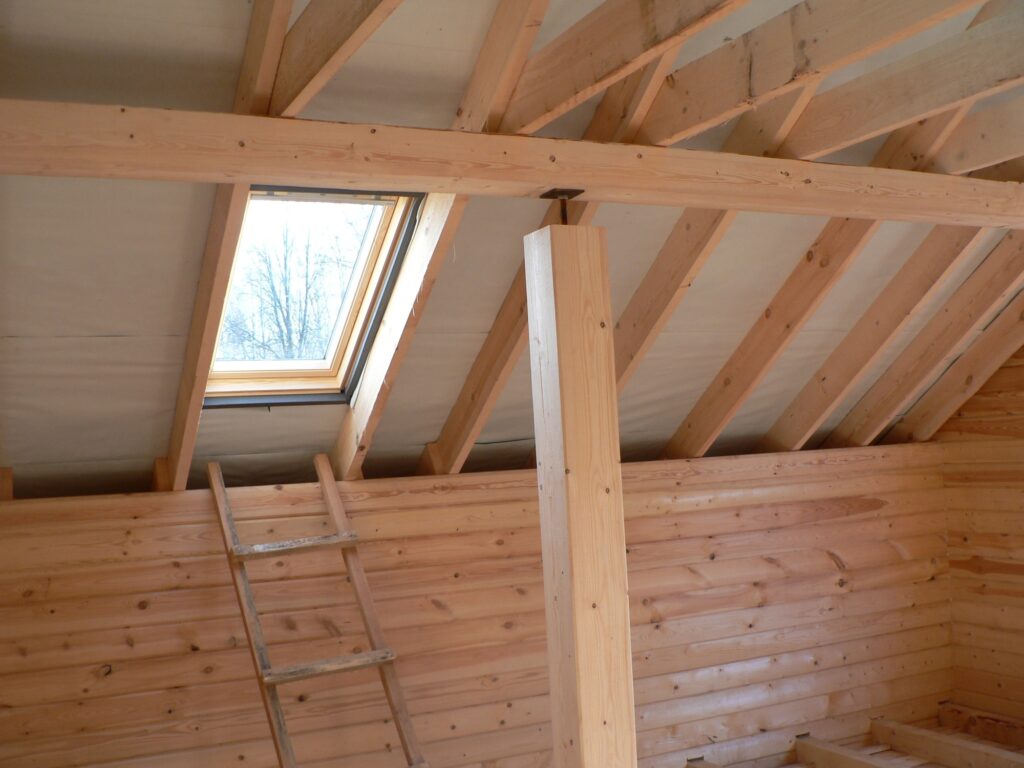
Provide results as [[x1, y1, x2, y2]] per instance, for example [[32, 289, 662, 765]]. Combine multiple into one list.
[[540, 188, 585, 224]]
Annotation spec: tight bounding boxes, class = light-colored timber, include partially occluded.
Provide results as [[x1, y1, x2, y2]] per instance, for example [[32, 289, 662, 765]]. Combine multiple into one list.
[[207, 457, 427, 767]]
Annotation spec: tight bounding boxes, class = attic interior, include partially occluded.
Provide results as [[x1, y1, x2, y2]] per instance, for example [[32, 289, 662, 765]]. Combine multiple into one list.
[[3, 0, 1024, 766]]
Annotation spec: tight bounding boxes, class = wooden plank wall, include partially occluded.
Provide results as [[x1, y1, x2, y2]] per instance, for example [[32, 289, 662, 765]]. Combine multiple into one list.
[[935, 345, 1024, 441], [0, 445, 953, 767], [940, 346, 1024, 720]]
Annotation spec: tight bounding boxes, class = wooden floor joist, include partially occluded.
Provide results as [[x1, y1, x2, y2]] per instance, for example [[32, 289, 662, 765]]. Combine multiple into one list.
[[871, 718, 1024, 768], [939, 704, 1024, 750], [796, 736, 893, 768]]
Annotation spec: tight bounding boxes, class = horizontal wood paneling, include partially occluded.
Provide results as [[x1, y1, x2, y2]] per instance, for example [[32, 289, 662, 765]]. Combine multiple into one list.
[[936, 346, 1024, 441], [944, 437, 1024, 722], [0, 445, 952, 766]]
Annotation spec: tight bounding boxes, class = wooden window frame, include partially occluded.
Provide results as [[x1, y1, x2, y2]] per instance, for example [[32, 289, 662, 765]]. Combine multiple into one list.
[[204, 188, 418, 403]]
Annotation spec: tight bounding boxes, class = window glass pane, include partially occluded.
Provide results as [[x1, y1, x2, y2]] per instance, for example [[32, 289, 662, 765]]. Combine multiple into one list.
[[214, 196, 385, 370]]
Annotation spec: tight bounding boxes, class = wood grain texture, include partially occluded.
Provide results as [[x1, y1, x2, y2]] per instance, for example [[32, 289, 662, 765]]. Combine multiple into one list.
[[337, 0, 549, 480], [944, 440, 1024, 722], [269, 0, 402, 117], [162, 0, 292, 491], [827, 231, 1024, 449], [0, 441, 957, 767], [782, 7, 1024, 159], [637, 0, 981, 146], [525, 225, 635, 767], [3, 99, 1024, 226], [500, 0, 746, 134]]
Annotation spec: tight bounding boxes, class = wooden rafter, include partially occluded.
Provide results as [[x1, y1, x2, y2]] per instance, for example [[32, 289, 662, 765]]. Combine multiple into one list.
[[615, 84, 818, 392], [762, 2, 1015, 453], [5, 99, 1024, 225], [635, 0, 983, 146], [931, 94, 1024, 175], [159, 0, 292, 492], [417, 50, 677, 476], [884, 274, 1024, 443], [269, 0, 402, 117], [661, 72, 1002, 459], [781, 6, 1024, 160], [664, 217, 880, 459], [826, 230, 1024, 448], [416, 0, 1024, 475], [764, 223, 989, 452], [330, 0, 549, 480], [498, 0, 748, 135]]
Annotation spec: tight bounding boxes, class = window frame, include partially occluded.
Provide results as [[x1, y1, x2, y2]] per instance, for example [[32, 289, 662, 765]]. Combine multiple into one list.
[[203, 187, 423, 408]]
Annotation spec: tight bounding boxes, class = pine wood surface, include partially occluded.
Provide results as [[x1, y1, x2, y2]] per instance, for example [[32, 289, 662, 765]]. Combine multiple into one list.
[[0, 443, 964, 767]]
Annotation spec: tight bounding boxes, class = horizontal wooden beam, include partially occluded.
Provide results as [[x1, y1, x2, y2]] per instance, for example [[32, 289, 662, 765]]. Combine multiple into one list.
[[871, 718, 1024, 768], [2, 99, 1023, 227], [782, 6, 1024, 159], [499, 0, 746, 135], [637, 0, 981, 146]]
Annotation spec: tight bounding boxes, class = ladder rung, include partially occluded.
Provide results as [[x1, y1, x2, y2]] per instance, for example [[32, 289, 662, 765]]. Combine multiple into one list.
[[232, 531, 358, 560], [262, 648, 396, 686]]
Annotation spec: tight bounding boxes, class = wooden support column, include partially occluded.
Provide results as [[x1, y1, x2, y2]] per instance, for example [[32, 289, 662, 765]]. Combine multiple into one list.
[[524, 225, 636, 768]]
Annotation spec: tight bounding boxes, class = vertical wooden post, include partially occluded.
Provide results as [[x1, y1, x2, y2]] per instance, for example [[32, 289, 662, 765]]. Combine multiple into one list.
[[524, 225, 637, 768]]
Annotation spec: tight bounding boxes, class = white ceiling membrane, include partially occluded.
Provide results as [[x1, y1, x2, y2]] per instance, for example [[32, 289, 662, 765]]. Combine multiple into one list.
[[0, 0, 1012, 495]]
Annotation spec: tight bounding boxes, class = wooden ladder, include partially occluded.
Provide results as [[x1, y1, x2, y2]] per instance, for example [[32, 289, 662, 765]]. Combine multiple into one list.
[[207, 453, 427, 768]]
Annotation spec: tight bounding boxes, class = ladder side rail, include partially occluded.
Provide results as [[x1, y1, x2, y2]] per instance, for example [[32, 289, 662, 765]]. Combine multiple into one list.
[[208, 462, 298, 768], [313, 453, 426, 767]]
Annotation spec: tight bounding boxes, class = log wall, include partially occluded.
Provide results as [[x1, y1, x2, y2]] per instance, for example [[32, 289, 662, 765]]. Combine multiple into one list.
[[0, 445, 954, 767], [942, 438, 1024, 720], [935, 345, 1024, 441]]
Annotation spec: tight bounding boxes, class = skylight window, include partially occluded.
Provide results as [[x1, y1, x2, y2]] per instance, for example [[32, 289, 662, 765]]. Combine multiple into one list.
[[206, 189, 416, 401]]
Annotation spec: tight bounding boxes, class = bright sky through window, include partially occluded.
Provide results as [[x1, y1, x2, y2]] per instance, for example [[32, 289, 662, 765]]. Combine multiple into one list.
[[214, 196, 386, 372]]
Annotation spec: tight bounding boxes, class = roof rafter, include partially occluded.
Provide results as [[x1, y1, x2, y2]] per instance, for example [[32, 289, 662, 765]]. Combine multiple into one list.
[[662, 0, 1022, 458], [931, 94, 1024, 175], [417, 50, 678, 476], [762, 1, 1020, 452], [159, 0, 293, 492], [269, 0, 403, 117], [499, 0, 749, 135], [781, 5, 1024, 159], [884, 243, 1024, 444], [636, 0, 984, 146], [826, 229, 1024, 448], [764, 222, 989, 452], [331, 0, 550, 480]]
